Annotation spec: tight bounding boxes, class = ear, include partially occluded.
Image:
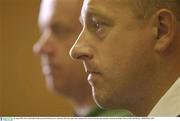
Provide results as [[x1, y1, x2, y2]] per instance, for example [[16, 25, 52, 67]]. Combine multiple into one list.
[[154, 9, 176, 52]]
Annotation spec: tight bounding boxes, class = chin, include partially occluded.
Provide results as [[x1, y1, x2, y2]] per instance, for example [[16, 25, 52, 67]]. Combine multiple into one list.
[[93, 96, 104, 109], [93, 95, 112, 109], [93, 86, 121, 109], [92, 87, 110, 109]]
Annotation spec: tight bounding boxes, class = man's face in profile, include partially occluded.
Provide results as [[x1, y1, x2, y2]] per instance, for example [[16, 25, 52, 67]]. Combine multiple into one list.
[[71, 0, 158, 112], [33, 0, 88, 97]]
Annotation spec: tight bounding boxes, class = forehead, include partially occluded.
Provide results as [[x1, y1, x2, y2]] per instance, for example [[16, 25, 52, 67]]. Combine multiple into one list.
[[83, 0, 133, 19], [88, 0, 130, 5], [87, 0, 131, 9], [39, 0, 81, 26]]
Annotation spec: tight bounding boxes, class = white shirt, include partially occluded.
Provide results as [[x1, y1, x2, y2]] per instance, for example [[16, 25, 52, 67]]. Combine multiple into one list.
[[149, 77, 180, 117]]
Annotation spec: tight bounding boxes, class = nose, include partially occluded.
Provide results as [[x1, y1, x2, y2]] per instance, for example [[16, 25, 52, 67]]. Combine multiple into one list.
[[33, 31, 54, 56], [70, 30, 93, 61]]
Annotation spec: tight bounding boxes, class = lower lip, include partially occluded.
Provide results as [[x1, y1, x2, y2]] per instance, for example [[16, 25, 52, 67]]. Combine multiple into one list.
[[42, 65, 51, 75], [87, 73, 99, 85]]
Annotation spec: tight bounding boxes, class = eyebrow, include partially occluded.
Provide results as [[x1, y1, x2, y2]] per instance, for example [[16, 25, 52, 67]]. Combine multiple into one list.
[[80, 6, 114, 25], [38, 18, 74, 33], [87, 6, 112, 20]]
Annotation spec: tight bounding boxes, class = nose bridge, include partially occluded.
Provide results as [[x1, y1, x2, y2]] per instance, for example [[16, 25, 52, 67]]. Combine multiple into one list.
[[70, 29, 93, 61], [33, 30, 53, 55]]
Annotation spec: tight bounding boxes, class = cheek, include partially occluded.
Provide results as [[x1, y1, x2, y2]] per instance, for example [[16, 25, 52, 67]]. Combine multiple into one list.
[[56, 44, 70, 59], [100, 31, 154, 85]]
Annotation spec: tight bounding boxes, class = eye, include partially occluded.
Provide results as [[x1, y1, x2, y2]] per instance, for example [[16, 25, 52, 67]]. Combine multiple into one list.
[[89, 16, 108, 39], [94, 22, 103, 32], [51, 24, 72, 39]]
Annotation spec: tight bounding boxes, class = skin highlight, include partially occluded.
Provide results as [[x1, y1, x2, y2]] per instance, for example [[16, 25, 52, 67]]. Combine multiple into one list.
[[70, 0, 180, 116], [33, 0, 95, 116]]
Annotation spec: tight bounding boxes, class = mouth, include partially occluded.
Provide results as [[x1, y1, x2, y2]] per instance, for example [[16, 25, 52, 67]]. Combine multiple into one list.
[[42, 63, 61, 75], [83, 61, 101, 85], [40, 55, 60, 77], [87, 71, 100, 86], [42, 64, 52, 76]]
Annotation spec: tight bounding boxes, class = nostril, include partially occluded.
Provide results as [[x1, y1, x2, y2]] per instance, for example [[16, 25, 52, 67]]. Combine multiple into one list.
[[70, 47, 93, 61], [77, 55, 91, 61], [33, 40, 54, 56], [69, 42, 93, 61], [69, 47, 86, 60]]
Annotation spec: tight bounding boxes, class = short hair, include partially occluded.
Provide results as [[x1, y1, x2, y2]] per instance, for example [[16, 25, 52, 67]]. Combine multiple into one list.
[[130, 0, 180, 20]]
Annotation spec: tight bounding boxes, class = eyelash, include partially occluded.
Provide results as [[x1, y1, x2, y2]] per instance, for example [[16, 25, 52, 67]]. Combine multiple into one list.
[[90, 19, 107, 39], [51, 26, 71, 39]]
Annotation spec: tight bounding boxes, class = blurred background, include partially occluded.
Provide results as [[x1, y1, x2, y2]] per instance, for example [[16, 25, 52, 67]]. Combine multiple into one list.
[[0, 0, 74, 116]]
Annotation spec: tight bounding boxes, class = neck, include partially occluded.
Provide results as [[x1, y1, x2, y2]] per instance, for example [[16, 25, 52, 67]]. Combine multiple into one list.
[[132, 57, 180, 116], [148, 61, 180, 116]]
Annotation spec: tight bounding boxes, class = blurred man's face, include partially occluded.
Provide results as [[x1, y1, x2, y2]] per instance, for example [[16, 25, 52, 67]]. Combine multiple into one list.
[[34, 0, 89, 97], [71, 0, 159, 112]]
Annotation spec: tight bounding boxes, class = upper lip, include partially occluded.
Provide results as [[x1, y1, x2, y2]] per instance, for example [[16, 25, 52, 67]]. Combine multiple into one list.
[[86, 70, 100, 74], [83, 62, 100, 74]]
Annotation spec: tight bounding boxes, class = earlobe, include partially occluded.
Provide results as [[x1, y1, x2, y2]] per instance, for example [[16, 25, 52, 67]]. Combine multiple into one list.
[[154, 9, 176, 52]]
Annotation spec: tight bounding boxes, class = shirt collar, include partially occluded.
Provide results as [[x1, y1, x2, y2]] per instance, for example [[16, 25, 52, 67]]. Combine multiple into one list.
[[149, 77, 180, 117]]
